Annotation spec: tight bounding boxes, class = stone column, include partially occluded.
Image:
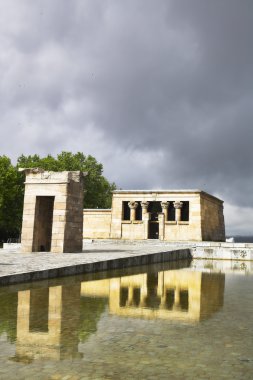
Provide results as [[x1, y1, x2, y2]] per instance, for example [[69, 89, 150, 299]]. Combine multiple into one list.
[[141, 201, 150, 239], [158, 213, 165, 240], [173, 201, 183, 222], [141, 201, 149, 214], [158, 202, 168, 240], [128, 201, 139, 222], [161, 201, 169, 221]]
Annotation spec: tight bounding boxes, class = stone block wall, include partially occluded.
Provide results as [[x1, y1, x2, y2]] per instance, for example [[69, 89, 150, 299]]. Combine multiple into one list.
[[110, 194, 125, 239], [64, 178, 84, 252], [83, 209, 111, 239], [121, 221, 145, 240], [200, 193, 225, 241]]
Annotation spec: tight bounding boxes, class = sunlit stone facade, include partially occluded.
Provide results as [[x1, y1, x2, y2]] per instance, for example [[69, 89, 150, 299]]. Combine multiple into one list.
[[83, 190, 225, 242]]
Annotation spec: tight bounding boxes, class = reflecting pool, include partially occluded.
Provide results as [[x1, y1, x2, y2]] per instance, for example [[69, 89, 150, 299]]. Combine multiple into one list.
[[0, 259, 253, 379]]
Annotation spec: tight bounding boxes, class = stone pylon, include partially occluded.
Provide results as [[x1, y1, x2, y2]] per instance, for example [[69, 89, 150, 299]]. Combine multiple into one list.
[[20, 168, 87, 253]]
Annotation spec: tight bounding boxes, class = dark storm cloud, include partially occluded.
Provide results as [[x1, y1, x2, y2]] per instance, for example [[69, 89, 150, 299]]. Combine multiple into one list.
[[0, 0, 253, 233]]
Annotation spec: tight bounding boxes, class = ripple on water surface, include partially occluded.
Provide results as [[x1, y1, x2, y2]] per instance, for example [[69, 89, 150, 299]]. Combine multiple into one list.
[[0, 259, 252, 379]]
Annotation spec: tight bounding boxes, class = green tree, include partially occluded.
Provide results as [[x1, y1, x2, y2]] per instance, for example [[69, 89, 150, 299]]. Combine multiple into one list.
[[0, 156, 23, 241], [0, 152, 116, 241], [17, 151, 116, 208]]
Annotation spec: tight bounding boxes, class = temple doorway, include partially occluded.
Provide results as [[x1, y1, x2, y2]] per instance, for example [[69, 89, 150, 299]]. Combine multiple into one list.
[[32, 196, 55, 252], [148, 221, 159, 239], [148, 202, 161, 239]]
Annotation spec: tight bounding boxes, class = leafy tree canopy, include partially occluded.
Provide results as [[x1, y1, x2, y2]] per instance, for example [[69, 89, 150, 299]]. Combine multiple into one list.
[[0, 156, 23, 240], [0, 152, 116, 240]]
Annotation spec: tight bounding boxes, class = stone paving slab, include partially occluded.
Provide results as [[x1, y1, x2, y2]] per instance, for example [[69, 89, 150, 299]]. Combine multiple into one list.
[[0, 244, 191, 286]]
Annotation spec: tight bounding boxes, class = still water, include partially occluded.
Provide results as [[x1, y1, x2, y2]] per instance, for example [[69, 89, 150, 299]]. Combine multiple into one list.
[[0, 259, 253, 380]]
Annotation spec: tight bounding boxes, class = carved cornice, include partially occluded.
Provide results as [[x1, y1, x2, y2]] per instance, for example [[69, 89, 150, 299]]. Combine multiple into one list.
[[19, 168, 87, 184], [18, 167, 44, 174]]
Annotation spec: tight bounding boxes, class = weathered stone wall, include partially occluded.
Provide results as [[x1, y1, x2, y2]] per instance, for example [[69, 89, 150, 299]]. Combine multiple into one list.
[[21, 170, 85, 253], [163, 193, 202, 241], [64, 178, 84, 252], [110, 194, 125, 239], [83, 209, 111, 239], [200, 194, 225, 241]]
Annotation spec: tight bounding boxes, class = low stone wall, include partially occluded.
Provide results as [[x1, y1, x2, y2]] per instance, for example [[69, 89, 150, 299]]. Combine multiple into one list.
[[87, 240, 253, 261], [193, 242, 253, 261], [191, 258, 253, 274], [3, 243, 21, 250]]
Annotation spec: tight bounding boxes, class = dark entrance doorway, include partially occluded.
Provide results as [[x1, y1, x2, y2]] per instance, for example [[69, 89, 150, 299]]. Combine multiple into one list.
[[148, 221, 159, 239], [148, 202, 161, 239], [33, 196, 55, 252]]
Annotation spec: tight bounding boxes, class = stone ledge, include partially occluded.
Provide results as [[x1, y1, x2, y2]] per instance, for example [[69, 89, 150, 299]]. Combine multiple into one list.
[[0, 248, 191, 286]]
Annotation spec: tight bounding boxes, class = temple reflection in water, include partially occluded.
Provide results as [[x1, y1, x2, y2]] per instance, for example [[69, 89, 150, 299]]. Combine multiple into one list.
[[12, 267, 224, 362], [81, 270, 225, 322]]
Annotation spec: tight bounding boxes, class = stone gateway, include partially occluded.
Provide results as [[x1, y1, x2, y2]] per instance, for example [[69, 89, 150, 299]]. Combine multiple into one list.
[[20, 169, 86, 253]]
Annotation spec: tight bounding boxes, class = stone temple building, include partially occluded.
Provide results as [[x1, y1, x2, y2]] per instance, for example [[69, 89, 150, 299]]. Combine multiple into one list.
[[83, 190, 225, 242], [19, 168, 225, 252]]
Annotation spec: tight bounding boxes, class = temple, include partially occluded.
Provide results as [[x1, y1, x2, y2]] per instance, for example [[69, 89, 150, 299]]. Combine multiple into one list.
[[83, 190, 225, 242], [19, 169, 226, 252]]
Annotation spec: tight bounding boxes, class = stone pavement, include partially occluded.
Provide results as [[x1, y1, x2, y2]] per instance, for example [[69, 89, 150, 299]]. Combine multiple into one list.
[[0, 243, 190, 286]]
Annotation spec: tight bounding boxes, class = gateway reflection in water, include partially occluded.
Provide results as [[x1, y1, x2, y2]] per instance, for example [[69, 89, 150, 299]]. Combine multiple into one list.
[[15, 284, 82, 362], [12, 266, 225, 363]]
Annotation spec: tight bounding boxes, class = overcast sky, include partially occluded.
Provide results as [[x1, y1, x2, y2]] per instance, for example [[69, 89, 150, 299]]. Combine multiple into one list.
[[0, 0, 253, 235]]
